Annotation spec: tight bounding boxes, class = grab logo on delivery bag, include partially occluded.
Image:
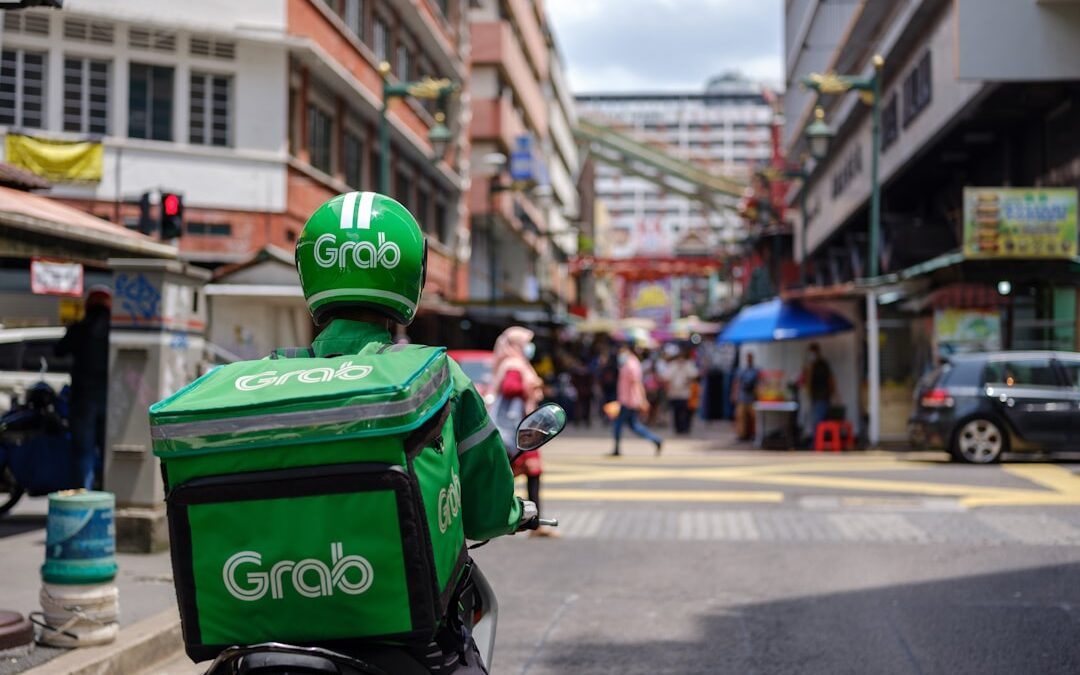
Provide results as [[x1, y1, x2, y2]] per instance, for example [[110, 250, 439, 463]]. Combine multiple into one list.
[[234, 362, 372, 391], [437, 469, 461, 534], [223, 542, 373, 602]]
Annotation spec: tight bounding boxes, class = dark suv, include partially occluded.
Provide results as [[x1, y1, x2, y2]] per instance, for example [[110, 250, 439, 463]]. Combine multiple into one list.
[[909, 351, 1080, 463]]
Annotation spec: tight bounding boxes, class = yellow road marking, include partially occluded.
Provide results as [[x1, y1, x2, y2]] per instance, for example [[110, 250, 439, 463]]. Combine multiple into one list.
[[715, 472, 1025, 498], [538, 488, 785, 503], [530, 453, 1080, 508], [1001, 464, 1080, 496]]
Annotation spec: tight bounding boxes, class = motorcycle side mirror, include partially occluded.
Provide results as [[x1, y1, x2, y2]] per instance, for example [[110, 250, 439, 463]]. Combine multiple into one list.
[[515, 403, 567, 455]]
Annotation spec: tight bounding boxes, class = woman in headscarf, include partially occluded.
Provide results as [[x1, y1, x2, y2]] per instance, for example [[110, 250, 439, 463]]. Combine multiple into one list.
[[490, 326, 554, 537]]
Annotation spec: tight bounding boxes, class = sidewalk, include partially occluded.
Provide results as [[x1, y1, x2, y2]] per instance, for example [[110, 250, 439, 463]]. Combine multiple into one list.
[[0, 498, 181, 675]]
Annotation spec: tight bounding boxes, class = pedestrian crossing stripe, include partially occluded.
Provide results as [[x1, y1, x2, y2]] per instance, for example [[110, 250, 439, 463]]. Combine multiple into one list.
[[525, 454, 1080, 508]]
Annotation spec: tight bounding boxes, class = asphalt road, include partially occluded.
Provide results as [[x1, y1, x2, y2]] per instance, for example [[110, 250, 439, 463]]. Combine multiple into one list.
[[105, 423, 1080, 674], [470, 425, 1080, 675]]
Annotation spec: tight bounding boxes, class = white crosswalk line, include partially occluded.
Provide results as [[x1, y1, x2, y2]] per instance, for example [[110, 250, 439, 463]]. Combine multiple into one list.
[[977, 512, 1080, 546], [532, 506, 1080, 546]]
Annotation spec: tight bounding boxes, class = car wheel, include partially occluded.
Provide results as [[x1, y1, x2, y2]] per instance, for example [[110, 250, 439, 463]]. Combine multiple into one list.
[[953, 418, 1007, 464], [0, 466, 25, 517]]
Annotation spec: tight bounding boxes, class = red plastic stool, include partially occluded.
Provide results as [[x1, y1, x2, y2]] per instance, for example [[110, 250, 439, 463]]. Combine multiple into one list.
[[814, 420, 854, 452]]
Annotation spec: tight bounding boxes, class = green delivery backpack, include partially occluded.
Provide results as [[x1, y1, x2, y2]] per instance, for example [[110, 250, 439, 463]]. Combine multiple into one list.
[[149, 343, 468, 662]]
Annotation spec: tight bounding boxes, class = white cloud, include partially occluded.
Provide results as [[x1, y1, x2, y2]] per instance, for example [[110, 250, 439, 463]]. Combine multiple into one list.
[[547, 0, 783, 93]]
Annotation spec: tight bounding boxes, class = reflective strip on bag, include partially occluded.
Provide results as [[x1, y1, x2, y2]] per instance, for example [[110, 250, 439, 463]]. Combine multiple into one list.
[[456, 418, 498, 455], [151, 363, 452, 441]]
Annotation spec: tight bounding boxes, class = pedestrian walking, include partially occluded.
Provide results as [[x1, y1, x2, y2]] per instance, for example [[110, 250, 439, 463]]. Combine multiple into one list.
[[730, 351, 759, 441], [570, 355, 595, 427], [802, 342, 836, 442], [666, 348, 700, 435], [54, 285, 111, 490], [610, 343, 663, 456], [491, 326, 555, 538], [642, 351, 667, 426]]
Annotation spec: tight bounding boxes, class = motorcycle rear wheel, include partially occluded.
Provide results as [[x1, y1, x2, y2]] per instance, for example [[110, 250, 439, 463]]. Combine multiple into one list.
[[0, 466, 25, 517]]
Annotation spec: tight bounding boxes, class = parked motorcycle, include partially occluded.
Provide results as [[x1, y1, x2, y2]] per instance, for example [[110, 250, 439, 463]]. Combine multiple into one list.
[[0, 372, 86, 516], [200, 403, 567, 675]]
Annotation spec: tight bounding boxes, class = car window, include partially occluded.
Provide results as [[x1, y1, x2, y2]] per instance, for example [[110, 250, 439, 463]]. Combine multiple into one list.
[[917, 365, 946, 391], [942, 360, 984, 387], [20, 340, 72, 374], [1057, 358, 1080, 389], [983, 358, 1060, 388], [0, 342, 20, 370], [457, 360, 492, 386]]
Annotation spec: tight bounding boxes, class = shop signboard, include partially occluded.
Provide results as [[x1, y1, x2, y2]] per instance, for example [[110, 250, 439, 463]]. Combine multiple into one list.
[[629, 280, 672, 326], [30, 258, 83, 296], [934, 309, 1001, 358], [963, 187, 1078, 259]]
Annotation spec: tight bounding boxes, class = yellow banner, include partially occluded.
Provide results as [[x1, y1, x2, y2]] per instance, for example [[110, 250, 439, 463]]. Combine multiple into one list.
[[5, 134, 104, 182]]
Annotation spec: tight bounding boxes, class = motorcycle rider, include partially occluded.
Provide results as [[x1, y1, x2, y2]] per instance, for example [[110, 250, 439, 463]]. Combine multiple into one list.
[[293, 191, 525, 673]]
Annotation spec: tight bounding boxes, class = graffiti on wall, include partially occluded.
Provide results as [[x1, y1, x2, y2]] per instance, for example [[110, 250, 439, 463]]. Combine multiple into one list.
[[114, 273, 162, 324]]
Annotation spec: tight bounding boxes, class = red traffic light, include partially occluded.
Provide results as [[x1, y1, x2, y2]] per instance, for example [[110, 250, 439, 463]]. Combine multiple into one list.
[[163, 193, 181, 217]]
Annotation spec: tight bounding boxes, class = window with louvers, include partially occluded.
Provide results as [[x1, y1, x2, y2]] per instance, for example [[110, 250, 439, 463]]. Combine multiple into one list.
[[64, 57, 109, 134], [189, 72, 230, 146], [128, 63, 174, 140], [0, 50, 46, 129], [373, 17, 388, 64], [307, 104, 333, 174], [343, 129, 363, 188]]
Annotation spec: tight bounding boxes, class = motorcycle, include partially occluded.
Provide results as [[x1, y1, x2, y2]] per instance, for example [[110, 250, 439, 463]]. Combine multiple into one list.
[[200, 402, 566, 675], [0, 371, 85, 516]]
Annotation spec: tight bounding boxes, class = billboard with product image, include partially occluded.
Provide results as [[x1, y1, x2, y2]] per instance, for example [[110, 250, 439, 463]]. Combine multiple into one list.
[[963, 188, 1078, 259]]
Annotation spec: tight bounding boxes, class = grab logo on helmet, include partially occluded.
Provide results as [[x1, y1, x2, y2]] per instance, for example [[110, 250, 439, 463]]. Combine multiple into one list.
[[314, 191, 401, 270]]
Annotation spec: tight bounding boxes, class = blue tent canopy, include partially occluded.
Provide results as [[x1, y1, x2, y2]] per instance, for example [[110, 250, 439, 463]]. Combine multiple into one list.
[[718, 298, 853, 344]]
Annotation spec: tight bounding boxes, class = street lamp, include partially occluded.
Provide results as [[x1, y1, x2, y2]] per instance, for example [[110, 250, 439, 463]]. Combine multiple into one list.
[[378, 62, 460, 195], [805, 107, 834, 161], [802, 54, 885, 449], [801, 54, 884, 278]]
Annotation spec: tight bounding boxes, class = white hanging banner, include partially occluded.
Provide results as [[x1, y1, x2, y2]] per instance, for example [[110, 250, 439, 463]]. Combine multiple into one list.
[[30, 258, 84, 297]]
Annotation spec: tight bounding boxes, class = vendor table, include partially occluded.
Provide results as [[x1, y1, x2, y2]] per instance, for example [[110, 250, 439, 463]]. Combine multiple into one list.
[[753, 401, 799, 449]]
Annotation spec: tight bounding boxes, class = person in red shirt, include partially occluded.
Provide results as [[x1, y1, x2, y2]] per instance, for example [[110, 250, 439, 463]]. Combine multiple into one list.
[[611, 342, 663, 457], [491, 327, 555, 537]]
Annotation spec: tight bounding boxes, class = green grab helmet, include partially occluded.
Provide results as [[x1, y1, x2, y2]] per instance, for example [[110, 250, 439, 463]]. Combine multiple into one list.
[[295, 191, 427, 325]]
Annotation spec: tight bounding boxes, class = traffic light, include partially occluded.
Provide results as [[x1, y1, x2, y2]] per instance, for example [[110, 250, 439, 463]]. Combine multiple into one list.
[[138, 192, 154, 235], [160, 192, 183, 240]]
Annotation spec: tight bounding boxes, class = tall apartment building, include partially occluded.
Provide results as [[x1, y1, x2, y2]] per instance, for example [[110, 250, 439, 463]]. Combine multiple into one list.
[[0, 0, 472, 321], [575, 75, 772, 259], [467, 0, 577, 331]]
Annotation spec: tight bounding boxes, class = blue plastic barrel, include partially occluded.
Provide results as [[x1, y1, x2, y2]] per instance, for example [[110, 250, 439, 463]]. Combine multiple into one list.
[[40, 490, 117, 585]]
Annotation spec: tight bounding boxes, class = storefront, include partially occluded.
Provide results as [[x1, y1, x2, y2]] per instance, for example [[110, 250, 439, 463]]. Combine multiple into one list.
[[0, 184, 175, 328]]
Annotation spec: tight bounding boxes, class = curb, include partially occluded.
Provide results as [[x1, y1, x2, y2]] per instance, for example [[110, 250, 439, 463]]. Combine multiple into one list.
[[22, 608, 182, 675]]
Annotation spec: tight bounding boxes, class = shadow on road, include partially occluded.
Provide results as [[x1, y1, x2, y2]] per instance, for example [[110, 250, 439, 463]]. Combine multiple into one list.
[[0, 513, 45, 539], [534, 563, 1080, 675]]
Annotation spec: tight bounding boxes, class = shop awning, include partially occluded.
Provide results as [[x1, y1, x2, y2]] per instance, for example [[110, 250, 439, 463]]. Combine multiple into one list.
[[866, 250, 1080, 286], [718, 298, 853, 344], [0, 185, 175, 260]]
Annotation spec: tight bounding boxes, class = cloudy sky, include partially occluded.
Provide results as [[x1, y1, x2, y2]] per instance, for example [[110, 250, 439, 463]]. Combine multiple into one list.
[[546, 0, 783, 93]]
